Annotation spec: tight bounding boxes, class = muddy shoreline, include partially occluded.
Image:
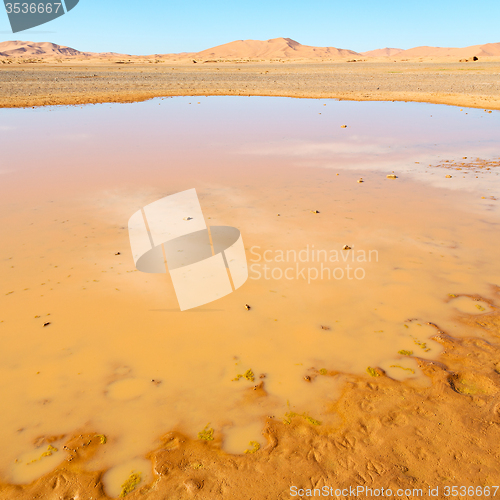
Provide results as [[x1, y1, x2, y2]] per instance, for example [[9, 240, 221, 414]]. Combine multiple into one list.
[[1, 61, 500, 109], [2, 304, 500, 499]]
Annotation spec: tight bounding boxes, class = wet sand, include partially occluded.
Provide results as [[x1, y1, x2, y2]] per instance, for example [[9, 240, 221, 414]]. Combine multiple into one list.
[[2, 307, 500, 500], [1, 98, 500, 498], [1, 60, 500, 109]]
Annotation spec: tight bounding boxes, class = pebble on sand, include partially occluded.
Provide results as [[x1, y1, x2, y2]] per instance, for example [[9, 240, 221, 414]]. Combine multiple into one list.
[[357, 178, 364, 183], [386, 174, 398, 179], [342, 245, 351, 250], [445, 175, 452, 178], [244, 304, 251, 310], [340, 125, 347, 128]]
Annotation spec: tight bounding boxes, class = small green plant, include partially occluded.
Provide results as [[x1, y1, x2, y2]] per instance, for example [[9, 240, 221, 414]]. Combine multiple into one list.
[[198, 424, 214, 441], [398, 350, 413, 356], [120, 472, 141, 497], [303, 416, 322, 426], [232, 368, 255, 382], [28, 445, 58, 464], [390, 364, 415, 374], [96, 434, 107, 444], [283, 402, 321, 425], [476, 304, 486, 311], [366, 366, 380, 377], [319, 368, 327, 375], [412, 338, 430, 352], [244, 441, 261, 454]]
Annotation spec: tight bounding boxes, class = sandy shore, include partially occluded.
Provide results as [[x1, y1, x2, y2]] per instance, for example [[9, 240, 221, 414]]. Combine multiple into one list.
[[1, 60, 500, 109], [2, 303, 500, 499]]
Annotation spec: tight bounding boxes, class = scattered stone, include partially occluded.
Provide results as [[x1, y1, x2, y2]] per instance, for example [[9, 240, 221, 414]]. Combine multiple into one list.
[[304, 375, 311, 382], [310, 210, 320, 214], [357, 178, 364, 183], [43, 322, 51, 327], [340, 125, 347, 128], [115, 252, 121, 255], [320, 325, 331, 330], [445, 174, 452, 178], [244, 304, 251, 310], [342, 245, 351, 250], [183, 217, 193, 221], [386, 174, 398, 179]]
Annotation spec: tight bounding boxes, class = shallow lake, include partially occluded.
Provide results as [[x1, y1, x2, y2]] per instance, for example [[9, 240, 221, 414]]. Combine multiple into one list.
[[0, 97, 499, 489]]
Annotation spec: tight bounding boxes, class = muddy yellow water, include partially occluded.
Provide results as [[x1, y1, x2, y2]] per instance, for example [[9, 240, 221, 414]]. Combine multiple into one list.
[[0, 98, 499, 489]]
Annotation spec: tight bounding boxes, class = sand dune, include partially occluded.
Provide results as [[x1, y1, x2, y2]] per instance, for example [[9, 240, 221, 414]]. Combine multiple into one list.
[[0, 40, 132, 59], [0, 40, 88, 57], [193, 37, 359, 60], [1, 39, 500, 61], [396, 42, 500, 58], [361, 47, 404, 57]]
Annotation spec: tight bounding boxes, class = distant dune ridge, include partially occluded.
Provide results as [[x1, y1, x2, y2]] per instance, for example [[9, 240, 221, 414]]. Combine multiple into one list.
[[194, 37, 358, 59], [0, 40, 127, 58], [0, 40, 87, 57], [1, 37, 499, 60]]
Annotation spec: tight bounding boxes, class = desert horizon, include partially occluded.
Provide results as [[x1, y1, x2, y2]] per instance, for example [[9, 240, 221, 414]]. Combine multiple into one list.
[[1, 37, 500, 61]]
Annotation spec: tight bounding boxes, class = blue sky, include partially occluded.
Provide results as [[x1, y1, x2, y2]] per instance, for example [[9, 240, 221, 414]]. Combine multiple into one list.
[[1, 0, 499, 54]]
